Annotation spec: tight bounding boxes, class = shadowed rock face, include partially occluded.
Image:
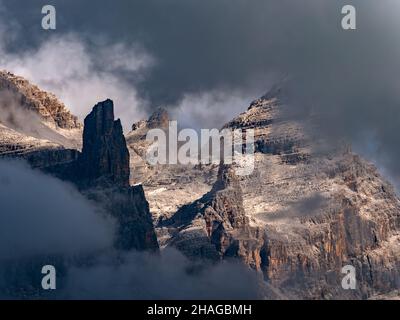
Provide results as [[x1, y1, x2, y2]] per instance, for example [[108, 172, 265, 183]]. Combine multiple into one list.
[[72, 99, 158, 251], [82, 181, 159, 251], [127, 107, 172, 185], [4, 97, 159, 252], [80, 99, 130, 187], [132, 107, 169, 131]]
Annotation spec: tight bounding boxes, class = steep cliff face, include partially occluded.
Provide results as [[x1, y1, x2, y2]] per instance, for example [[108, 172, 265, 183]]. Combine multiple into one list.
[[81, 182, 159, 251], [222, 90, 400, 299], [127, 87, 400, 299], [255, 152, 400, 299], [161, 164, 265, 269], [0, 76, 160, 297], [50, 99, 159, 251], [80, 99, 130, 187], [76, 100, 158, 251]]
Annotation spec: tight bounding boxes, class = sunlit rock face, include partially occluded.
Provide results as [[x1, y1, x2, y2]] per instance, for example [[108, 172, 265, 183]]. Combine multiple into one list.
[[0, 74, 161, 297], [127, 86, 400, 299], [0, 71, 82, 166], [160, 164, 265, 270]]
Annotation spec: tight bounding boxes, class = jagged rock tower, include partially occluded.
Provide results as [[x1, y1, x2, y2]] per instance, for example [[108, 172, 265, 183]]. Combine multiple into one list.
[[75, 99, 158, 251], [80, 99, 130, 186]]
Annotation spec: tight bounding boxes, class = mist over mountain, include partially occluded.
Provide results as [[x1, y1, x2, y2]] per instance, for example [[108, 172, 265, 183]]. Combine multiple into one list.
[[0, 0, 400, 300], [1, 0, 400, 181], [0, 79, 264, 299], [0, 160, 114, 260], [0, 159, 261, 299]]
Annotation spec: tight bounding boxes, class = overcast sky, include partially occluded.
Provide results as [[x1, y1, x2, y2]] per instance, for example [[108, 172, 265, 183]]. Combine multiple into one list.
[[1, 0, 400, 181]]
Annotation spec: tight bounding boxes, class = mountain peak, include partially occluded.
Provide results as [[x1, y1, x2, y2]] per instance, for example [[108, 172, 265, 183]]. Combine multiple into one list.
[[147, 107, 169, 129], [131, 107, 169, 131], [80, 99, 130, 186], [0, 70, 81, 129]]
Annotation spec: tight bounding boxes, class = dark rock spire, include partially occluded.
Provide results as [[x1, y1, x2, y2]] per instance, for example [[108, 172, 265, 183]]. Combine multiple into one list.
[[80, 99, 130, 186]]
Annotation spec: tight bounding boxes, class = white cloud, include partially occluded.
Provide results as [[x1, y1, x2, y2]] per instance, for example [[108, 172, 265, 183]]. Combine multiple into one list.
[[0, 29, 152, 132]]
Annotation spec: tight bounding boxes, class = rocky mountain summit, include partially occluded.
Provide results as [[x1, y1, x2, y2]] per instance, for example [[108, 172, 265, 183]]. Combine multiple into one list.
[[127, 87, 400, 299], [0, 71, 81, 129], [131, 107, 169, 132], [126, 107, 171, 185], [80, 99, 130, 187], [126, 108, 219, 227], [0, 71, 82, 166], [222, 91, 400, 298], [78, 100, 158, 251], [44, 99, 159, 251]]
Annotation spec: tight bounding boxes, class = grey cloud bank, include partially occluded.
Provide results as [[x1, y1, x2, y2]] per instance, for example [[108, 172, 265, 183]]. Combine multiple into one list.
[[63, 249, 262, 300], [0, 160, 262, 299], [0, 160, 114, 260]]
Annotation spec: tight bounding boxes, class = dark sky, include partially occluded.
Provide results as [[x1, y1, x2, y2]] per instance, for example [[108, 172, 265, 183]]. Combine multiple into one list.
[[1, 0, 400, 180], [0, 0, 361, 107]]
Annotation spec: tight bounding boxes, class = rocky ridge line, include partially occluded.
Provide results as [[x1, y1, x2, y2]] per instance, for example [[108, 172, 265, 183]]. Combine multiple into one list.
[[0, 70, 81, 129]]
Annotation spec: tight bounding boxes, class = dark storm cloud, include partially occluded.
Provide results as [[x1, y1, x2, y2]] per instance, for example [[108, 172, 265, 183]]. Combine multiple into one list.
[[1, 0, 400, 178], [0, 0, 345, 107]]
